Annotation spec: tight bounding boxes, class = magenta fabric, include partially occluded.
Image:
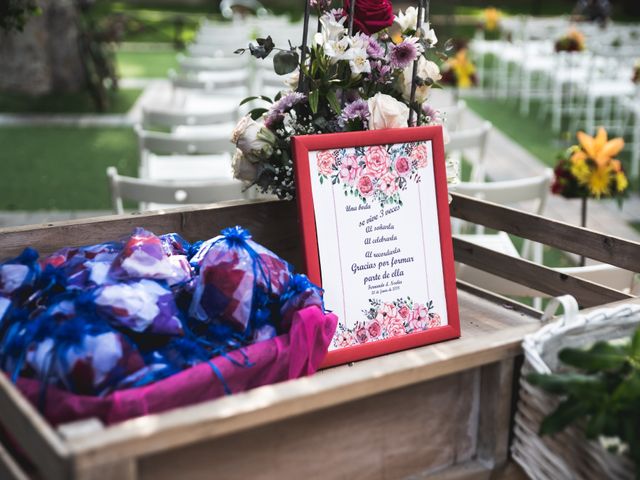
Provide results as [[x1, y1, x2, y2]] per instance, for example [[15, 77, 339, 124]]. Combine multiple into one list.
[[13, 307, 337, 426]]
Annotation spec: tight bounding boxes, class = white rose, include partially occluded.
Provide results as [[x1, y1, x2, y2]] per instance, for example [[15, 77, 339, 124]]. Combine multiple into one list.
[[367, 93, 410, 130], [232, 149, 258, 183], [285, 69, 299, 90], [399, 56, 442, 103], [231, 116, 274, 162]]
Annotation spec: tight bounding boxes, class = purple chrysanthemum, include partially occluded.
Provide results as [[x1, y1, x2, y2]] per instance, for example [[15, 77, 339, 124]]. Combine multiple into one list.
[[339, 99, 370, 128], [309, 0, 332, 12], [389, 38, 421, 69], [366, 37, 385, 59], [422, 104, 441, 123], [264, 92, 306, 129]]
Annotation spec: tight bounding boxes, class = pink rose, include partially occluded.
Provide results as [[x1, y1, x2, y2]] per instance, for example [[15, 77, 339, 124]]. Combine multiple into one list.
[[408, 316, 423, 332], [412, 303, 429, 327], [387, 317, 406, 337], [428, 313, 442, 328], [339, 154, 363, 184], [398, 305, 411, 320], [317, 150, 335, 176], [358, 174, 374, 197], [367, 320, 381, 338], [412, 143, 429, 169], [335, 330, 355, 348], [379, 171, 398, 196], [375, 302, 397, 328], [355, 326, 369, 344], [394, 156, 411, 176], [364, 145, 390, 178]]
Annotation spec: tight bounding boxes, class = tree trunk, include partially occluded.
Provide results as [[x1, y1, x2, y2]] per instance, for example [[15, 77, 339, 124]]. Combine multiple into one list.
[[0, 0, 85, 95]]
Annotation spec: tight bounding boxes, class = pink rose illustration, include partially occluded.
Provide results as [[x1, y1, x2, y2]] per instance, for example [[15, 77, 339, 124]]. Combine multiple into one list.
[[379, 171, 398, 196], [411, 143, 429, 169], [358, 174, 374, 197], [408, 316, 423, 332], [398, 305, 411, 320], [335, 330, 355, 348], [412, 303, 429, 328], [355, 326, 369, 344], [364, 145, 391, 178], [367, 320, 381, 338], [427, 313, 442, 328], [375, 303, 397, 327], [394, 156, 411, 176], [317, 150, 336, 176], [339, 154, 363, 184], [387, 316, 406, 337]]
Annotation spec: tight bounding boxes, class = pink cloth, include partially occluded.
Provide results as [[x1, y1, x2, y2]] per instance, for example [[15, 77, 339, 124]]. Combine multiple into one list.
[[13, 307, 337, 426]]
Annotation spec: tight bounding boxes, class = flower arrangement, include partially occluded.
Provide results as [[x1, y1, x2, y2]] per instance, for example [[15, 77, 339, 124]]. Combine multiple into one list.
[[440, 47, 477, 89], [231, 1, 448, 200], [332, 297, 441, 348], [481, 7, 502, 35], [554, 28, 586, 53], [551, 128, 628, 200]]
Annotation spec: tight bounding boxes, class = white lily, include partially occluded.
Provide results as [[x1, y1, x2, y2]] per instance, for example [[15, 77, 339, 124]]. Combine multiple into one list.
[[349, 48, 371, 76]]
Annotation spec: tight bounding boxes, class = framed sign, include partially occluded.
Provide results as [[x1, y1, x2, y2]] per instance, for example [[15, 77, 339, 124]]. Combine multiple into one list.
[[293, 126, 460, 368]]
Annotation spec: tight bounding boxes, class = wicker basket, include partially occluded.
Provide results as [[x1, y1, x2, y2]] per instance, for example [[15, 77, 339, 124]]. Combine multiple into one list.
[[512, 296, 639, 480]]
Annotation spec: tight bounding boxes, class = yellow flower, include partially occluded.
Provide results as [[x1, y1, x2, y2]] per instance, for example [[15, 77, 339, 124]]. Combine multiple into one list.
[[616, 171, 629, 193], [586, 166, 611, 198], [448, 49, 476, 89], [576, 127, 625, 167], [483, 8, 501, 32], [570, 157, 591, 185]]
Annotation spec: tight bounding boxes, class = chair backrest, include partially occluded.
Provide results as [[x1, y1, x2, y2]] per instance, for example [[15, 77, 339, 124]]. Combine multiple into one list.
[[141, 105, 239, 129], [450, 168, 553, 216], [107, 167, 246, 215], [439, 100, 467, 132], [169, 69, 251, 93], [187, 43, 242, 58], [135, 125, 234, 156], [178, 54, 251, 74], [447, 121, 492, 182]]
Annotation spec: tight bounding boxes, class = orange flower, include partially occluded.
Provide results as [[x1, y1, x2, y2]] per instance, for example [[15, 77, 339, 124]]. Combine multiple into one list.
[[575, 127, 624, 168]]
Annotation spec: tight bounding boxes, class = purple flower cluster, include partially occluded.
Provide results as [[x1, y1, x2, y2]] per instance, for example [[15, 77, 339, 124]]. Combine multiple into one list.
[[264, 92, 306, 129], [339, 99, 370, 128], [309, 0, 332, 11]]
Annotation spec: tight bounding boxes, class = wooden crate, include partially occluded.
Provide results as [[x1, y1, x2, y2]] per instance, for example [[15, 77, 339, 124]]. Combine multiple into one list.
[[0, 196, 636, 480]]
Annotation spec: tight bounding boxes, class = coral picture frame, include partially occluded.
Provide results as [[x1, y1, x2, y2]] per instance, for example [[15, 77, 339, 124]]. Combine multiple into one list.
[[293, 126, 460, 367]]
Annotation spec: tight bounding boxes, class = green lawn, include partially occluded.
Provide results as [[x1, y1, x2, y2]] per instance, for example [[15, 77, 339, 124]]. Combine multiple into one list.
[[116, 49, 178, 78], [0, 90, 141, 114], [0, 127, 137, 210]]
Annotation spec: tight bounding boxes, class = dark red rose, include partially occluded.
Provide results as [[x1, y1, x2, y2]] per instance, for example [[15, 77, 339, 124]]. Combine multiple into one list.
[[344, 0, 394, 35]]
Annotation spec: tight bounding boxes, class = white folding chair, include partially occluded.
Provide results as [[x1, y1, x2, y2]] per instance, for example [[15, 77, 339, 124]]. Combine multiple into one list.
[[451, 169, 554, 307], [446, 121, 492, 183], [169, 68, 251, 98], [141, 105, 239, 139], [107, 167, 249, 214], [177, 54, 251, 74], [135, 125, 235, 183], [439, 100, 467, 133]]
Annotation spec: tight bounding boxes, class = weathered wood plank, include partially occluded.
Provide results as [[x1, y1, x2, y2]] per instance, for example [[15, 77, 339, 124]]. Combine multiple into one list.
[[0, 439, 29, 480], [66, 289, 540, 472], [0, 374, 69, 480], [137, 374, 476, 480], [453, 237, 633, 308], [450, 193, 640, 273], [0, 200, 303, 270]]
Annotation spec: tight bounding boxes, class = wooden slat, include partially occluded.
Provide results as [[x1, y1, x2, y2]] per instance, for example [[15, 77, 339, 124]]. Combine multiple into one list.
[[450, 193, 640, 273], [0, 374, 69, 480], [453, 237, 634, 308], [0, 440, 29, 480], [65, 289, 540, 471], [0, 200, 303, 270]]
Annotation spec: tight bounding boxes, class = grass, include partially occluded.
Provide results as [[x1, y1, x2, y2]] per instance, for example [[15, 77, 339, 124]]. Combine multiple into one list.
[[116, 49, 178, 78], [0, 127, 137, 210], [0, 90, 141, 115]]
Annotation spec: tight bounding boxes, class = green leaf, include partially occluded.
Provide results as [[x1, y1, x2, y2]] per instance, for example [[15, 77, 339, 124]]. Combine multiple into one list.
[[326, 90, 342, 115], [632, 328, 640, 359], [249, 108, 268, 120], [526, 372, 603, 396], [239, 95, 273, 106], [540, 398, 590, 435], [559, 342, 628, 372], [309, 90, 319, 114], [273, 50, 299, 75]]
